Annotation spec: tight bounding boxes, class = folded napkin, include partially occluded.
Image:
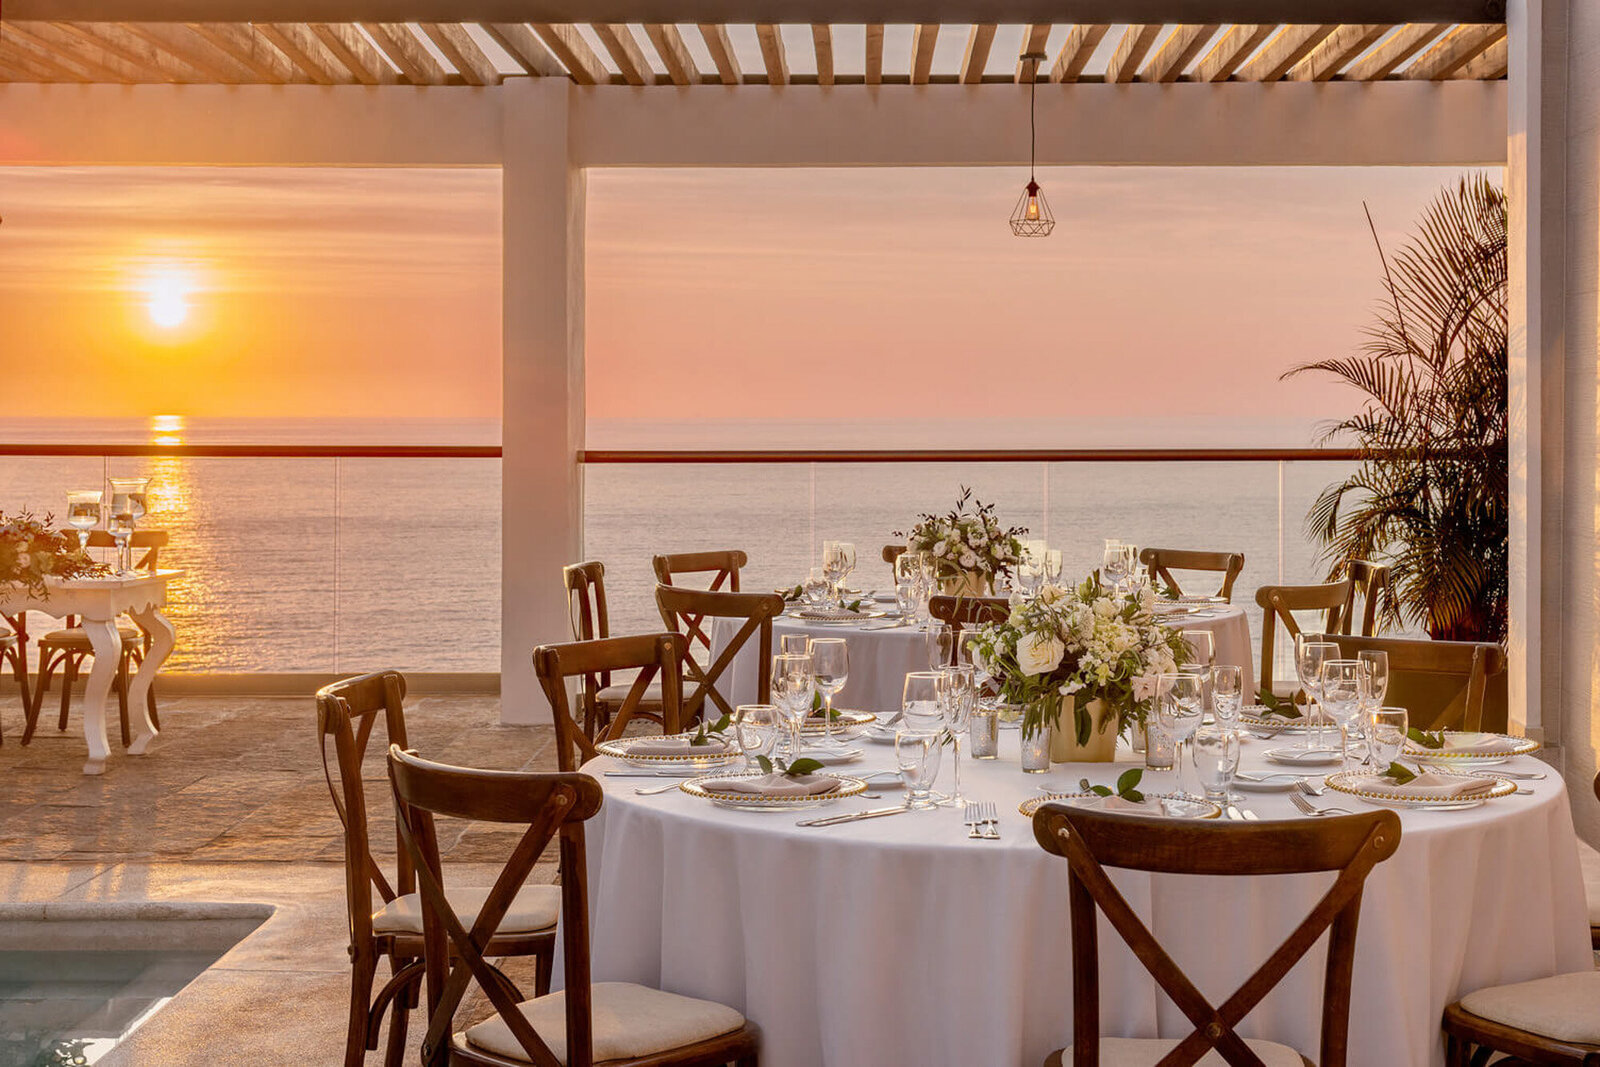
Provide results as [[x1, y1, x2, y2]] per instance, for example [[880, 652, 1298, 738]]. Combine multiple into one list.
[[625, 735, 732, 756], [702, 773, 840, 797], [1354, 769, 1497, 800], [1440, 731, 1521, 755], [1077, 795, 1156, 814]]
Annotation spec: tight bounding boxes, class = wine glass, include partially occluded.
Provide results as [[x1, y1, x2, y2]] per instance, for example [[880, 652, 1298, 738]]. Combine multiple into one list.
[[1356, 650, 1389, 767], [1122, 544, 1142, 594], [901, 671, 943, 732], [1211, 665, 1243, 728], [1043, 549, 1063, 586], [771, 652, 814, 759], [1191, 724, 1241, 805], [925, 622, 954, 670], [1159, 672, 1204, 797], [733, 704, 781, 771], [802, 568, 830, 607], [65, 490, 101, 555], [937, 665, 974, 806], [107, 476, 149, 576], [1366, 706, 1409, 771], [1016, 554, 1044, 596], [837, 543, 857, 594], [822, 541, 847, 606], [1180, 629, 1215, 669], [810, 638, 849, 749], [1295, 635, 1339, 753], [780, 633, 812, 657], [895, 729, 944, 810], [1101, 540, 1128, 593], [1320, 659, 1363, 773]]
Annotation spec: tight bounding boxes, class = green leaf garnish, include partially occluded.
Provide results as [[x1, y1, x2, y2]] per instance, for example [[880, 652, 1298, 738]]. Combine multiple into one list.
[[1406, 727, 1445, 749], [782, 584, 803, 602], [842, 597, 864, 612], [1160, 581, 1180, 599], [1080, 769, 1144, 800], [755, 755, 774, 775], [1257, 689, 1304, 719], [785, 757, 825, 777], [689, 712, 733, 746], [1380, 761, 1417, 785], [1116, 768, 1144, 796]]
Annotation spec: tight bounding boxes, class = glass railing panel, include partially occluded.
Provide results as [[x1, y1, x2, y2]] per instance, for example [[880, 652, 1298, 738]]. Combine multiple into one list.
[[583, 462, 813, 638], [334, 457, 501, 672]]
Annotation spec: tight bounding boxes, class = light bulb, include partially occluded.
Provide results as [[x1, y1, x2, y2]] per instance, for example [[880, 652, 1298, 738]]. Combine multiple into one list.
[[1025, 196, 1040, 221]]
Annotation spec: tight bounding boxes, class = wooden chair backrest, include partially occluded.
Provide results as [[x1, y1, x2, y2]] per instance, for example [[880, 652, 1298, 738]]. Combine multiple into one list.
[[387, 746, 605, 1067], [1139, 547, 1246, 601], [655, 584, 781, 722], [882, 544, 907, 566], [1327, 634, 1506, 732], [533, 634, 686, 772], [562, 561, 609, 643], [87, 527, 167, 570], [927, 595, 1011, 663], [650, 550, 747, 653], [316, 670, 413, 956], [1255, 580, 1353, 694], [1032, 803, 1400, 1067], [1338, 560, 1391, 637]]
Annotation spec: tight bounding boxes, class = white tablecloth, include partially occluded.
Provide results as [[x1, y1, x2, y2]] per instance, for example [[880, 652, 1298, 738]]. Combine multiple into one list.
[[708, 605, 1256, 715], [581, 739, 1590, 1067]]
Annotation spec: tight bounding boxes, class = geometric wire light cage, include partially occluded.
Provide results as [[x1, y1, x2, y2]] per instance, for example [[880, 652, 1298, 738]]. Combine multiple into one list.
[[1009, 51, 1056, 238]]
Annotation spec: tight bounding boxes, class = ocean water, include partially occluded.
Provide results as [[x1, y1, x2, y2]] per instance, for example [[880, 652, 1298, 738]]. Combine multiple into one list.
[[0, 418, 1356, 675]]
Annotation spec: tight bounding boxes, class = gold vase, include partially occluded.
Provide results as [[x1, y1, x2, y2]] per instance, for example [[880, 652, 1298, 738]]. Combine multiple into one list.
[[939, 570, 992, 598], [1050, 697, 1117, 763]]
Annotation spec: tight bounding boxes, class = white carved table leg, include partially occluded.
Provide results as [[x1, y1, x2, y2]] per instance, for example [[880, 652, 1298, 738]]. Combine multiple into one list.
[[124, 605, 173, 755], [79, 617, 120, 775]]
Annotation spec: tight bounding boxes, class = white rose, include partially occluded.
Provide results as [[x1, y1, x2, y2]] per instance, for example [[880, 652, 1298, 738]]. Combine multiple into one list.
[[959, 550, 977, 569], [1016, 632, 1065, 677], [1093, 597, 1116, 618], [1036, 584, 1065, 606]]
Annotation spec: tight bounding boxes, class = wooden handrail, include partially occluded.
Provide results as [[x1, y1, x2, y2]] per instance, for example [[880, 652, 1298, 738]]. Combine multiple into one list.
[[0, 444, 502, 458]]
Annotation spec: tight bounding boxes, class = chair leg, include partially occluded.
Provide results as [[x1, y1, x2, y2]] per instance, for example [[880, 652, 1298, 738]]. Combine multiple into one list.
[[58, 653, 78, 732], [22, 649, 56, 745], [381, 971, 413, 1067], [534, 944, 554, 997], [345, 954, 377, 1067], [115, 653, 132, 749]]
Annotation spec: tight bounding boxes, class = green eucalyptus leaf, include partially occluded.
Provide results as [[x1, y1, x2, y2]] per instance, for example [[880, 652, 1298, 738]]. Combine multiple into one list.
[[1382, 761, 1417, 785], [1124, 789, 1145, 803], [1075, 700, 1091, 746], [1116, 768, 1144, 797], [1090, 785, 1112, 797], [1406, 727, 1444, 749], [755, 755, 773, 775], [786, 757, 825, 777]]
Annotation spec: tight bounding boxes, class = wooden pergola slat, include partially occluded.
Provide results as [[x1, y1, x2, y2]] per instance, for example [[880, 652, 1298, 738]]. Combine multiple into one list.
[[1403, 20, 1504, 78], [1343, 21, 1448, 78], [361, 22, 448, 83], [533, 22, 607, 83], [4, 20, 145, 80], [122, 21, 254, 81], [646, 22, 696, 83], [958, 23, 994, 84], [755, 22, 787, 84], [696, 22, 740, 83], [1194, 21, 1273, 80], [1143, 22, 1219, 80], [0, 38, 72, 80], [308, 22, 394, 82], [1455, 33, 1505, 78], [809, 23, 832, 85], [0, 25, 98, 78], [592, 22, 650, 84], [480, 21, 564, 75], [1015, 22, 1048, 81], [1235, 22, 1335, 80], [909, 22, 937, 84], [1106, 22, 1162, 82], [190, 21, 303, 81], [1052, 23, 1109, 82], [48, 21, 200, 81], [1287, 21, 1389, 79], [420, 21, 500, 83], [257, 22, 342, 82], [864, 22, 883, 84]]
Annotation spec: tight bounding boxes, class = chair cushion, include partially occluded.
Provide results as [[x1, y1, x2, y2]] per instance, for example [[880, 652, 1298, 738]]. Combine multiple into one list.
[[371, 884, 560, 936], [464, 981, 745, 1064], [39, 625, 144, 649], [1577, 839, 1600, 926], [595, 679, 664, 706], [1058, 1039, 1309, 1067], [1458, 971, 1600, 1044]]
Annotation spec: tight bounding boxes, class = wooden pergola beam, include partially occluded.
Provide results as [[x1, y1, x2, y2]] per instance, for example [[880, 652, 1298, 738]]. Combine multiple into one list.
[[420, 21, 501, 83], [534, 22, 608, 82], [1015, 22, 1048, 81], [189, 21, 304, 81], [864, 22, 883, 83], [0, 38, 72, 80], [755, 22, 787, 84], [1105, 22, 1162, 82], [1052, 23, 1108, 82], [809, 23, 833, 85], [646, 22, 696, 83], [1455, 33, 1505, 78], [1343, 22, 1448, 78], [47, 21, 201, 81], [480, 21, 564, 75], [1143, 22, 1218, 81], [1235, 23, 1335, 80], [1287, 21, 1389, 80], [909, 22, 937, 84], [361, 22, 448, 83], [1193, 21, 1273, 80], [696, 22, 740, 84], [3, 20, 147, 80], [121, 21, 255, 81], [0, 26, 97, 79], [958, 22, 993, 84], [1403, 20, 1504, 78], [592, 22, 650, 83]]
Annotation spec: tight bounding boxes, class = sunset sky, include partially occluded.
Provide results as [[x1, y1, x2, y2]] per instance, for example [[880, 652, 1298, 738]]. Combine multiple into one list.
[[0, 163, 1477, 443]]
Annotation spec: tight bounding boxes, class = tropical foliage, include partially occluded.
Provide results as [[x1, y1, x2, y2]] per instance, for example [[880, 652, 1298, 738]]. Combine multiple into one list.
[[1288, 175, 1507, 642]]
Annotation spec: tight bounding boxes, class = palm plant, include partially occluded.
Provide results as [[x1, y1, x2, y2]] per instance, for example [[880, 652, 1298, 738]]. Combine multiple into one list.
[[1287, 175, 1507, 643]]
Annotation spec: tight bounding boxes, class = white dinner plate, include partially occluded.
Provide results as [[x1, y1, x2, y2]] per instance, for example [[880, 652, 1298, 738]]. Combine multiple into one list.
[[1263, 746, 1343, 767], [1232, 772, 1306, 792], [793, 746, 864, 766]]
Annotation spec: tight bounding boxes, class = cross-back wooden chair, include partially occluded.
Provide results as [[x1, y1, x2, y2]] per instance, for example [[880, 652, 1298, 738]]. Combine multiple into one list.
[[882, 544, 907, 566], [388, 746, 761, 1067], [1325, 634, 1506, 732], [655, 585, 781, 724], [927, 595, 1011, 665], [25, 528, 168, 748], [1336, 560, 1391, 637], [562, 561, 664, 736], [533, 634, 685, 773], [1139, 547, 1246, 602], [1255, 581, 1353, 696], [317, 671, 559, 1067], [651, 551, 748, 656], [1032, 802, 1401, 1067]]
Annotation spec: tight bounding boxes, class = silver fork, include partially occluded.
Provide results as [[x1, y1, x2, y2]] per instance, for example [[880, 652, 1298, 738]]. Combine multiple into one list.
[[1290, 791, 1353, 817], [1296, 778, 1327, 797], [981, 801, 1001, 840], [964, 802, 984, 839]]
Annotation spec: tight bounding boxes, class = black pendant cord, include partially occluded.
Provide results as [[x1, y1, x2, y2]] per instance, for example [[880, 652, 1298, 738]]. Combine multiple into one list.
[[1029, 57, 1038, 184]]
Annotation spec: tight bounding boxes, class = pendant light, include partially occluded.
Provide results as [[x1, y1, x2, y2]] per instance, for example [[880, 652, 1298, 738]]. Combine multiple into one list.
[[1009, 51, 1055, 238]]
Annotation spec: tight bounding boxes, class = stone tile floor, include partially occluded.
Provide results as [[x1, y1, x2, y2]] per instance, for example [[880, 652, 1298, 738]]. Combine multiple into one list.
[[0, 695, 559, 1065]]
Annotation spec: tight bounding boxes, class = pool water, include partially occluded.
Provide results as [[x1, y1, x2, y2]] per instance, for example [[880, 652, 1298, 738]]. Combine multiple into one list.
[[0, 949, 224, 1066]]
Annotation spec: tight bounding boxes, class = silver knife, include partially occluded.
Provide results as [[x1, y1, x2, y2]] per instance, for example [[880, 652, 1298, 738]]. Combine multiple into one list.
[[796, 806, 909, 828]]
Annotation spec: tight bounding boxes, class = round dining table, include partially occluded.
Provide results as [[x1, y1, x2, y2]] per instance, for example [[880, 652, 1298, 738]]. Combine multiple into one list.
[[709, 603, 1257, 715], [580, 735, 1589, 1067]]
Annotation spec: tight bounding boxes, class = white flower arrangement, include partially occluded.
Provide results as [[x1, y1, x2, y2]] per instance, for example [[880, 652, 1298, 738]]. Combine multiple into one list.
[[968, 571, 1190, 744], [894, 487, 1026, 584]]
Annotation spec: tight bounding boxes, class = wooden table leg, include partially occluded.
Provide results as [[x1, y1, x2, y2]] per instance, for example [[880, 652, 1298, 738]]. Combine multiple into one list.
[[124, 605, 174, 755], [79, 617, 120, 775]]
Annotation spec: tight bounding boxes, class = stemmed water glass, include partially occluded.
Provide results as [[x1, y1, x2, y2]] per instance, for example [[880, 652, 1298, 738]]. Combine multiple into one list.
[[1158, 672, 1204, 797], [1320, 659, 1363, 773], [937, 665, 974, 806], [925, 622, 954, 670], [1191, 724, 1241, 805], [1211, 665, 1243, 729], [1180, 629, 1215, 669], [107, 476, 149, 577], [822, 541, 848, 607], [733, 704, 781, 771], [1102, 539, 1128, 593], [772, 652, 815, 759], [66, 490, 102, 556], [1122, 544, 1142, 591], [901, 671, 943, 732], [1366, 706, 1409, 771], [810, 638, 849, 750], [1043, 549, 1063, 587], [1355, 650, 1389, 767], [1295, 634, 1339, 753]]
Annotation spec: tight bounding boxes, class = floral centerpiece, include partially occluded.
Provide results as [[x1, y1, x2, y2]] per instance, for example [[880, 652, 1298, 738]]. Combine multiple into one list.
[[0, 512, 105, 600], [894, 487, 1026, 596], [969, 572, 1188, 763]]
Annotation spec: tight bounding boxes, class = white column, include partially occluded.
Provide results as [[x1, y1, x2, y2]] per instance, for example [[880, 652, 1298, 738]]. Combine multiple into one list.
[[501, 77, 584, 724]]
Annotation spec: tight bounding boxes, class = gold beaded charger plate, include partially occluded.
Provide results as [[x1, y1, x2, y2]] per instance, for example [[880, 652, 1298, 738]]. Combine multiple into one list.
[[1402, 731, 1540, 768], [595, 735, 742, 770], [793, 606, 889, 624], [1323, 769, 1518, 811], [679, 772, 868, 812], [1240, 710, 1313, 734], [799, 710, 875, 736], [1018, 792, 1222, 820]]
